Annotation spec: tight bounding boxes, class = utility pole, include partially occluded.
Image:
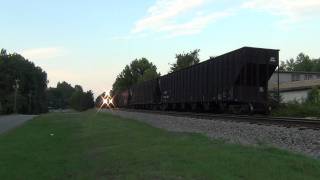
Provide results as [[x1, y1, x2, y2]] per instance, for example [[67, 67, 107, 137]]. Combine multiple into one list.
[[28, 91, 32, 114], [13, 79, 20, 114], [277, 59, 280, 104]]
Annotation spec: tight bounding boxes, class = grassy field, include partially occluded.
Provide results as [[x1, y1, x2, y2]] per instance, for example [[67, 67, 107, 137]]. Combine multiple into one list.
[[0, 111, 320, 180]]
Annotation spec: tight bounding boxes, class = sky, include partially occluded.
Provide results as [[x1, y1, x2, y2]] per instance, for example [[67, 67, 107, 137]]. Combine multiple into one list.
[[1, 0, 320, 97]]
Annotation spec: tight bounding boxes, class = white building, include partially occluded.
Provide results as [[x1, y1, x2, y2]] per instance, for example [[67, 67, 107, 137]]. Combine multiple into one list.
[[268, 71, 320, 103]]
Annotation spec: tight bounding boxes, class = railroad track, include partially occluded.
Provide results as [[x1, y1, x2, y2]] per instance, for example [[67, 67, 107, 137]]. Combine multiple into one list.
[[117, 108, 320, 130]]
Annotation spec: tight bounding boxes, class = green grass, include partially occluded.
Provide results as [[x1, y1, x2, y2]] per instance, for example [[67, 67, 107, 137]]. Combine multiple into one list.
[[0, 111, 320, 180], [272, 103, 320, 118]]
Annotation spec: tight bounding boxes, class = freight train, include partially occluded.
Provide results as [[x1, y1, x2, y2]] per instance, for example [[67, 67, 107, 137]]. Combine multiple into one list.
[[113, 47, 279, 114]]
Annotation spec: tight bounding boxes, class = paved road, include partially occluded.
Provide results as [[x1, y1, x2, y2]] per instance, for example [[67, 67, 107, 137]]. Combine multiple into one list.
[[0, 115, 37, 134]]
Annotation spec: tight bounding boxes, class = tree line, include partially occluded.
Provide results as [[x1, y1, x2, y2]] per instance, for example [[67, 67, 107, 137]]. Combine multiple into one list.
[[0, 48, 94, 114], [279, 53, 320, 72], [0, 49, 48, 114], [46, 82, 94, 111]]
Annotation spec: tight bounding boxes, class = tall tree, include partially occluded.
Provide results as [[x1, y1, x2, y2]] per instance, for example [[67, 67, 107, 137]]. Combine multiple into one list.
[[69, 85, 94, 111], [280, 58, 295, 71], [313, 58, 320, 72], [294, 53, 313, 72], [170, 49, 200, 72], [112, 58, 160, 95], [0, 49, 48, 114], [280, 53, 320, 72], [47, 82, 94, 111], [47, 81, 75, 109]]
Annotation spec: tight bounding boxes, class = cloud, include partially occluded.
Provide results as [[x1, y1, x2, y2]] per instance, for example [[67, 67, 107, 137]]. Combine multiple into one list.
[[21, 47, 64, 60], [131, 0, 231, 37], [111, 33, 148, 41], [160, 11, 233, 37], [126, 0, 320, 38], [242, 0, 320, 23], [133, 0, 205, 33]]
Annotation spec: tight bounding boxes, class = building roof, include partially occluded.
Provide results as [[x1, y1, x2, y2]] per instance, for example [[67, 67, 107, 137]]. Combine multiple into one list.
[[269, 79, 320, 92], [278, 71, 320, 75]]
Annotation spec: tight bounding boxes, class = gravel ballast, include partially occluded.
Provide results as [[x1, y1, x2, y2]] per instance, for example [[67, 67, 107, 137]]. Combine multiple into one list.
[[104, 109, 320, 159]]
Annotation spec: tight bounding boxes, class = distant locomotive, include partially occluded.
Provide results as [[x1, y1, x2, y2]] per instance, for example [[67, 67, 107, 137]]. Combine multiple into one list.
[[113, 47, 279, 114]]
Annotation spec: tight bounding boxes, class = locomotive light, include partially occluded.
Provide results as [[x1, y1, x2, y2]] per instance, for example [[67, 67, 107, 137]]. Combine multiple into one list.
[[110, 97, 114, 106], [97, 92, 114, 112], [102, 96, 109, 106]]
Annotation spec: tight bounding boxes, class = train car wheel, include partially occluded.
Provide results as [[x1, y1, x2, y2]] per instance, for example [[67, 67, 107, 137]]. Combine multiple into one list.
[[267, 105, 272, 115], [160, 104, 168, 111], [172, 103, 177, 110], [191, 103, 198, 112], [218, 103, 228, 113], [229, 105, 239, 114], [203, 103, 210, 112], [152, 104, 158, 110], [180, 103, 186, 111]]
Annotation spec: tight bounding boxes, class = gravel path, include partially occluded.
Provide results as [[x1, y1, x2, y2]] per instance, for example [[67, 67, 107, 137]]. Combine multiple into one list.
[[0, 115, 37, 134], [104, 109, 320, 159]]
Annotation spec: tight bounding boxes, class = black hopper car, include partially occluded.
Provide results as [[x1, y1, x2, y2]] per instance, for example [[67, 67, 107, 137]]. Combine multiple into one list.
[[113, 47, 279, 114]]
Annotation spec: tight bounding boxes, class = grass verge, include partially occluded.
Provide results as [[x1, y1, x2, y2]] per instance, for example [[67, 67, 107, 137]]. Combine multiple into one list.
[[0, 111, 320, 179], [272, 103, 320, 118]]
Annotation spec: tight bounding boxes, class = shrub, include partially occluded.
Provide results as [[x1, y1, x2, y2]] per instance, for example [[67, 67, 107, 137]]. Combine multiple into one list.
[[306, 86, 320, 104]]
